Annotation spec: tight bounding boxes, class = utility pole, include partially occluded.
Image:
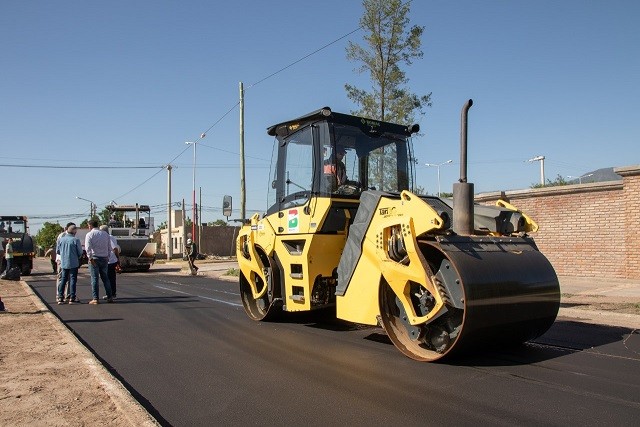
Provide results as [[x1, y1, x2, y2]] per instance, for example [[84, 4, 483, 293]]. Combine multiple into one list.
[[182, 198, 186, 255], [166, 164, 173, 260], [239, 81, 246, 221], [191, 142, 197, 243], [198, 186, 202, 252]]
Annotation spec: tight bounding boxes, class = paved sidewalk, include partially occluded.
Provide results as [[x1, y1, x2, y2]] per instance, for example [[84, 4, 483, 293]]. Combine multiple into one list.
[[559, 276, 640, 298], [558, 276, 640, 329]]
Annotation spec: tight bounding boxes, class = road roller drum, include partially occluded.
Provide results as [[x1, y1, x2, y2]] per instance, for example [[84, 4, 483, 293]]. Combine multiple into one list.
[[379, 236, 560, 361]]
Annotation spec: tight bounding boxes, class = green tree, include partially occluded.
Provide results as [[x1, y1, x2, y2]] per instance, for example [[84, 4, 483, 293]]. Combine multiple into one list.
[[345, 0, 431, 124], [210, 219, 227, 226], [413, 184, 427, 195], [35, 222, 63, 249], [531, 174, 569, 188], [345, 0, 431, 190], [78, 208, 123, 228]]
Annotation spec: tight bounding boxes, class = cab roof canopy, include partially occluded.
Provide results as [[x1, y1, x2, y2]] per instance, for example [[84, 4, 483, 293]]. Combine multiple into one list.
[[266, 107, 419, 138], [0, 215, 27, 221]]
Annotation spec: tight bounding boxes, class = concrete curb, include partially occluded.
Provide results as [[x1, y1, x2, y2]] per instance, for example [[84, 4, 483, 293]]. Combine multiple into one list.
[[558, 307, 640, 329], [20, 280, 160, 427]]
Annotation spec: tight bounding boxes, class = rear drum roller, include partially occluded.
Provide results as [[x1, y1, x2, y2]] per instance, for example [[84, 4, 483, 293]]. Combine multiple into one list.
[[379, 237, 560, 361]]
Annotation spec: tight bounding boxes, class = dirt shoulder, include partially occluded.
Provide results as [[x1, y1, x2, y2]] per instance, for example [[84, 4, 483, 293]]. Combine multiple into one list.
[[0, 278, 158, 427]]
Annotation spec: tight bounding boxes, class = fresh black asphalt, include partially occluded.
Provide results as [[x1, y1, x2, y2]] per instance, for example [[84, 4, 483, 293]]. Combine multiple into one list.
[[27, 260, 640, 426]]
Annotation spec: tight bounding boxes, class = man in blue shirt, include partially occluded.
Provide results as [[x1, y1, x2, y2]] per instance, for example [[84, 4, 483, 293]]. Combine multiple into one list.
[[56, 224, 83, 304]]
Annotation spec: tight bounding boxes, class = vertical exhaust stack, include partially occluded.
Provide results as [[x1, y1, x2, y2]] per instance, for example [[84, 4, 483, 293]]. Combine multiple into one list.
[[453, 99, 474, 236]]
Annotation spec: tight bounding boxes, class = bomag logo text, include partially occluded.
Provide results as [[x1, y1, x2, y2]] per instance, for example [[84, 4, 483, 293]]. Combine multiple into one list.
[[361, 118, 381, 128]]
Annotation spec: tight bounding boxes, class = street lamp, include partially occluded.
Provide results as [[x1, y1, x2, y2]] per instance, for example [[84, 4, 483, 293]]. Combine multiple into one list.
[[185, 133, 205, 244], [76, 196, 96, 219], [425, 160, 453, 196], [567, 173, 594, 184], [527, 156, 546, 185]]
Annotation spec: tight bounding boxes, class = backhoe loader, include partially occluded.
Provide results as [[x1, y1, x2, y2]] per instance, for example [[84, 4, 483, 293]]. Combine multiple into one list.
[[237, 101, 560, 361]]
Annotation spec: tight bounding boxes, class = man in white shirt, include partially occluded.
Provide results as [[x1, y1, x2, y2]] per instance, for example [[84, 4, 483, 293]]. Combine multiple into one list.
[[85, 219, 113, 304]]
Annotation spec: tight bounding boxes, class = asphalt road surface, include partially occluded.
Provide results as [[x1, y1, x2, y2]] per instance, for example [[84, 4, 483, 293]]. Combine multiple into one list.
[[28, 261, 640, 426]]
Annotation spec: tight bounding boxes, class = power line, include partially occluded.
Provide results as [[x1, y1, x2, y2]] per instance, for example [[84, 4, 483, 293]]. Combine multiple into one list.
[[0, 164, 162, 169], [247, 26, 362, 89], [172, 24, 363, 156], [77, 24, 364, 204], [111, 168, 166, 201], [198, 143, 270, 162]]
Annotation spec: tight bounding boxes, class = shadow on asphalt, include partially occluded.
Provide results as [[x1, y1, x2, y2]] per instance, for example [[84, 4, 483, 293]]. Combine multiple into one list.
[[25, 271, 56, 278], [106, 296, 198, 304], [146, 267, 183, 273], [23, 276, 58, 283], [448, 320, 635, 366], [275, 313, 637, 366], [66, 318, 124, 323]]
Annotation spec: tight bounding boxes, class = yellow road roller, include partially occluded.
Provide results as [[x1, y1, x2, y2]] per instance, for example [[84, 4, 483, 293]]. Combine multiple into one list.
[[237, 101, 560, 361]]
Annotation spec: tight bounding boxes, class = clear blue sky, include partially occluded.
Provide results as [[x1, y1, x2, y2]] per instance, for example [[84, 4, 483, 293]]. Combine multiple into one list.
[[2, 0, 639, 233]]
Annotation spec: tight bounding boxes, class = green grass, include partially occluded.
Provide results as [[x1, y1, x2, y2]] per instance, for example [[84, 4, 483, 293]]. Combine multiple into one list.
[[226, 267, 240, 277]]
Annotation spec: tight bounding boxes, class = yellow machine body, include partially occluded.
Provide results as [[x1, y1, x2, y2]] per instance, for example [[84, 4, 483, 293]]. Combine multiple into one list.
[[238, 196, 347, 313], [236, 107, 560, 361]]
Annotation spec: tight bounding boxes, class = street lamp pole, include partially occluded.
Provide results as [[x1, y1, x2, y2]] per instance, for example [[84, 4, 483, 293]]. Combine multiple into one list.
[[186, 134, 205, 245], [528, 156, 546, 185], [185, 141, 197, 243], [425, 160, 453, 196], [76, 196, 96, 220]]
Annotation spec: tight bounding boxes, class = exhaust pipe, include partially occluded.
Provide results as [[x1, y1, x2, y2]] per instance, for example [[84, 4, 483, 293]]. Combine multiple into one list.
[[453, 99, 474, 236]]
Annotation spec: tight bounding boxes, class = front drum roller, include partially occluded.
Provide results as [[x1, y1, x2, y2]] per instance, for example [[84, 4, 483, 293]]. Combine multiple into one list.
[[239, 250, 281, 321], [379, 236, 560, 361]]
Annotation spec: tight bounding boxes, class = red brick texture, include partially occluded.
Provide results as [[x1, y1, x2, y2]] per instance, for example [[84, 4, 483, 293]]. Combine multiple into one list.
[[475, 165, 640, 279]]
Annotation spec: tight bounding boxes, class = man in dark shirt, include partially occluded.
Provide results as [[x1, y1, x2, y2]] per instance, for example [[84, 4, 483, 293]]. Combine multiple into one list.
[[187, 238, 198, 276]]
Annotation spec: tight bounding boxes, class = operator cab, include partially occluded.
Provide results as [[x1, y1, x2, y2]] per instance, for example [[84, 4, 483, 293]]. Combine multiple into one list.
[[104, 204, 154, 237], [266, 107, 419, 215]]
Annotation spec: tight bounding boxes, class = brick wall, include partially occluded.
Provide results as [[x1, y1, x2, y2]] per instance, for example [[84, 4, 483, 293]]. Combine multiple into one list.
[[618, 166, 640, 279], [475, 165, 640, 279], [200, 225, 240, 257]]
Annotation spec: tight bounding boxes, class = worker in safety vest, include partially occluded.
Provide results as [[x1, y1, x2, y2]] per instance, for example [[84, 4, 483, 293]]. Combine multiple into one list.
[[323, 145, 347, 187]]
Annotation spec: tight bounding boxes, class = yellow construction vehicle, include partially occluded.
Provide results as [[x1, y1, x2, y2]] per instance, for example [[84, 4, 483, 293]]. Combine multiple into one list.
[[237, 101, 560, 361]]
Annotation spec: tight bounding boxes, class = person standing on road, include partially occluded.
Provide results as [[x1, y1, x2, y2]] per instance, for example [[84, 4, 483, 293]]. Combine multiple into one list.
[[55, 222, 76, 301], [85, 220, 113, 304], [186, 238, 198, 275], [56, 224, 83, 304], [100, 225, 120, 299], [4, 238, 14, 273], [44, 246, 57, 274], [0, 241, 5, 273]]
